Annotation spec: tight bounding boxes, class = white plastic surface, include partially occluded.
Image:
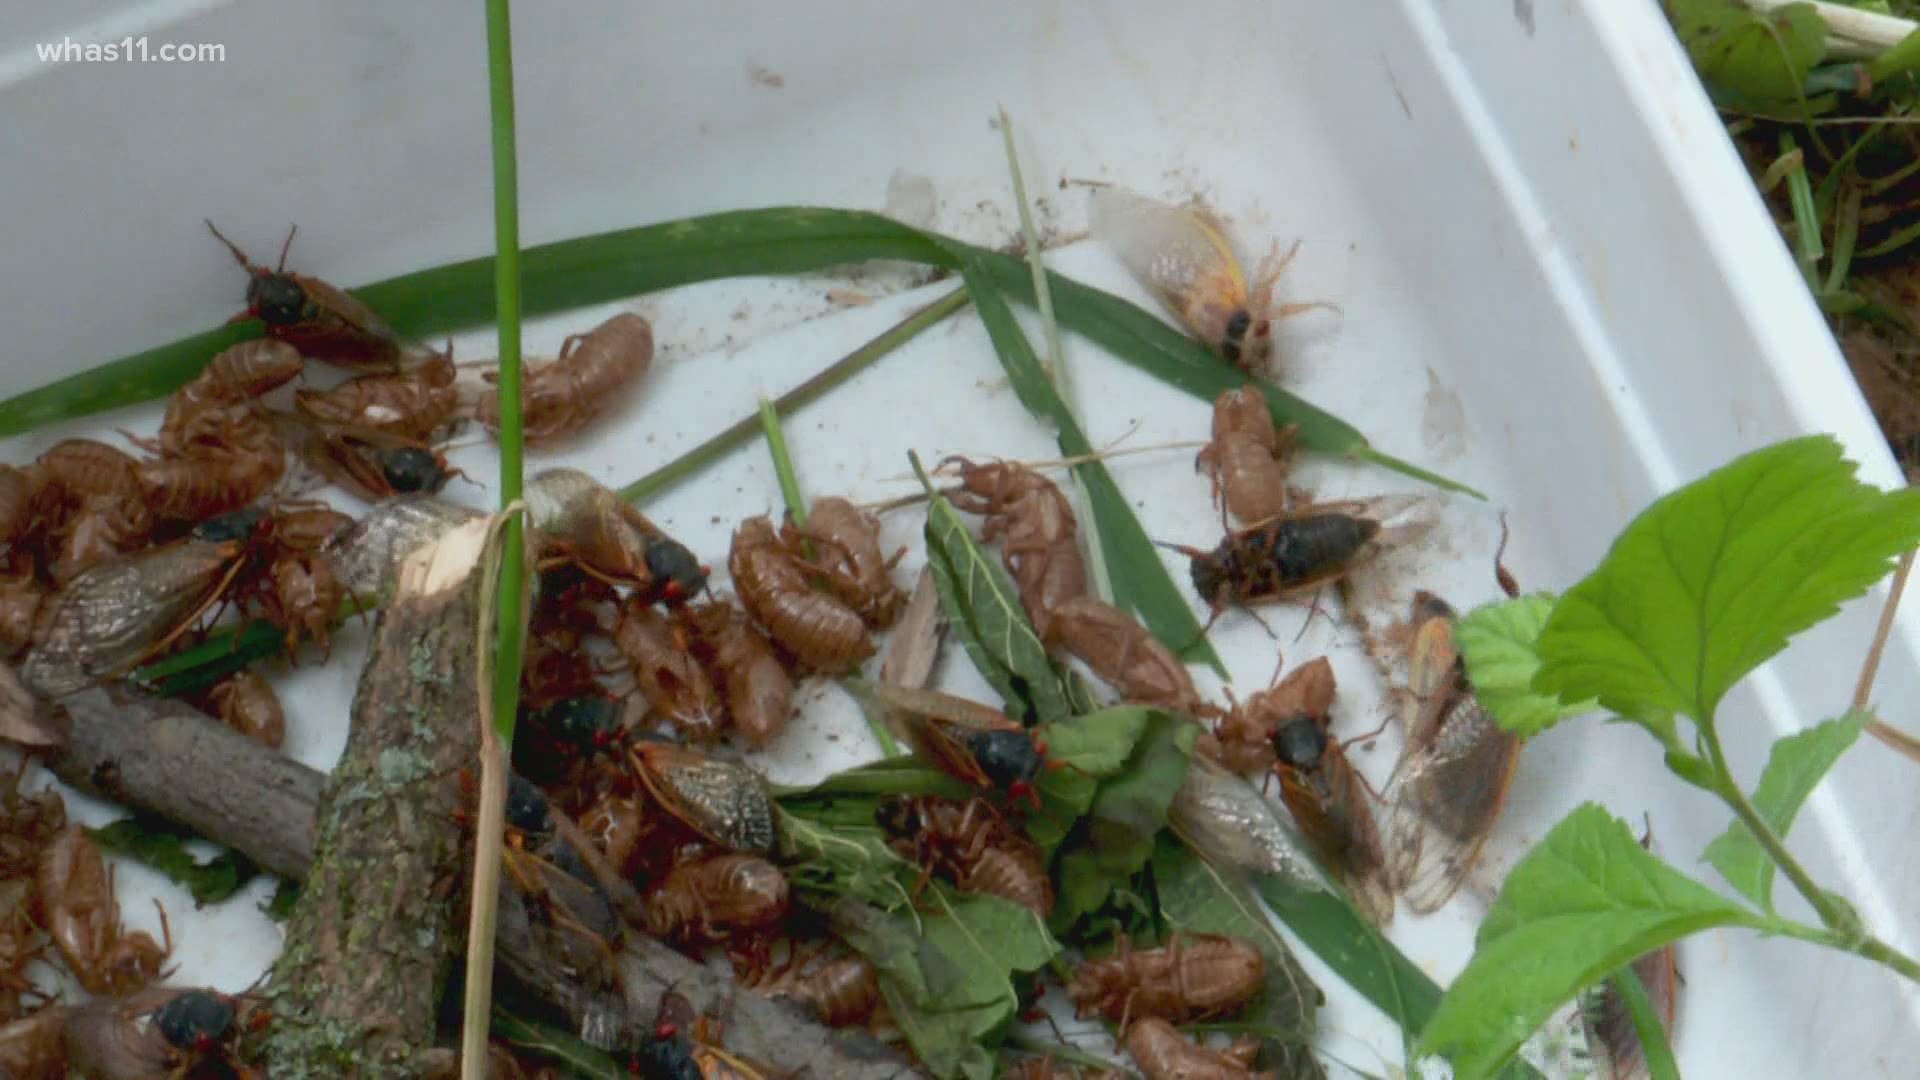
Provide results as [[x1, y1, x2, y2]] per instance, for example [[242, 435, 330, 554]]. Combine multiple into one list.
[[2, 1, 1917, 1075]]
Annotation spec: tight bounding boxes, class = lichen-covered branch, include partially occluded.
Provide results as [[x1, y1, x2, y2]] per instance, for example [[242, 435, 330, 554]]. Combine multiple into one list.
[[261, 521, 492, 1078], [20, 644, 923, 1077]]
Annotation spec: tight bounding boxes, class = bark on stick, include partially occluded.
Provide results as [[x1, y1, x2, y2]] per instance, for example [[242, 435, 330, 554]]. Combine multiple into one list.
[[24, 666, 921, 1077], [260, 520, 492, 1078]]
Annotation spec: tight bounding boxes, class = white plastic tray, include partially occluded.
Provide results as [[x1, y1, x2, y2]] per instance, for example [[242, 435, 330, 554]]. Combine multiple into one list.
[[3, 1, 1917, 1075]]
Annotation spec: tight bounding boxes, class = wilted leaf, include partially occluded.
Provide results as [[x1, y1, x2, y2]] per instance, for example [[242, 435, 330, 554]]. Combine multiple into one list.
[[831, 893, 1058, 1080], [1028, 706, 1155, 856], [89, 817, 259, 906], [920, 472, 1080, 726], [1052, 711, 1197, 930], [1153, 836, 1325, 1078]]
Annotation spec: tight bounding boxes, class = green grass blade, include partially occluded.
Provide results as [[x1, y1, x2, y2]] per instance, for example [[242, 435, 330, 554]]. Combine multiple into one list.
[[3, 209, 1475, 498], [960, 262, 1226, 677], [620, 287, 969, 504], [758, 398, 809, 526], [1251, 874, 1545, 1080], [1606, 965, 1682, 1080]]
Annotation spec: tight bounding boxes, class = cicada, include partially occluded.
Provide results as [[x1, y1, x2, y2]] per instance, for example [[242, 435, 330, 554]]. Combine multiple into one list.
[[205, 220, 411, 371], [1380, 591, 1524, 913], [1088, 186, 1332, 371], [627, 740, 776, 855], [1271, 706, 1393, 925], [1159, 497, 1417, 632], [873, 684, 1053, 807]]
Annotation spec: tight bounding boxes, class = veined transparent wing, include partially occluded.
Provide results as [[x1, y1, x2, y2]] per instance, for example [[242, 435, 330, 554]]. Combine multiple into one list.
[[1088, 187, 1252, 327]]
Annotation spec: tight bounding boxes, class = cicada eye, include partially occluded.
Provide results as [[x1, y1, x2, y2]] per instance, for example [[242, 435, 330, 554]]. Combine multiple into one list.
[[1253, 319, 1271, 338]]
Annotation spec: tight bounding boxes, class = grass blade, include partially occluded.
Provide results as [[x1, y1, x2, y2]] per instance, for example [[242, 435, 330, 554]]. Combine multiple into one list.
[[758, 398, 809, 527], [1605, 965, 1682, 1080], [620, 287, 968, 503], [960, 263, 1227, 676], [998, 109, 1115, 605], [465, 0, 526, 1073], [3, 209, 1475, 496]]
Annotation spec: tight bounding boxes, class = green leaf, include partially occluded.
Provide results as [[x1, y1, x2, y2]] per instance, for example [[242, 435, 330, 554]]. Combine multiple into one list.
[[1418, 804, 1768, 1079], [1869, 28, 1920, 83], [831, 893, 1058, 1080], [1028, 706, 1155, 856], [491, 1008, 625, 1079], [919, 467, 1083, 726], [263, 878, 301, 922], [1052, 711, 1197, 930], [774, 806, 917, 909], [1, 209, 1474, 501], [773, 758, 976, 801], [1153, 836, 1326, 1079], [1455, 593, 1596, 737], [962, 264, 1227, 676], [1702, 710, 1869, 909], [1533, 435, 1920, 723], [1667, 0, 1827, 109], [88, 817, 259, 906]]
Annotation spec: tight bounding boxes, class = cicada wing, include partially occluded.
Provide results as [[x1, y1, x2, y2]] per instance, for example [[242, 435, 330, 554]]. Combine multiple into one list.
[[1279, 755, 1394, 925], [1381, 697, 1522, 913], [1088, 187, 1251, 328], [898, 712, 992, 789]]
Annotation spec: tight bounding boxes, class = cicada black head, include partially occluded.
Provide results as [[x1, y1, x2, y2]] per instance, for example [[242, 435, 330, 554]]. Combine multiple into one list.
[[538, 694, 622, 752], [1188, 551, 1229, 605], [246, 272, 308, 327], [380, 447, 447, 494], [505, 773, 553, 836], [154, 990, 236, 1053], [966, 729, 1045, 793], [1270, 714, 1325, 770], [643, 535, 709, 605], [191, 506, 266, 543]]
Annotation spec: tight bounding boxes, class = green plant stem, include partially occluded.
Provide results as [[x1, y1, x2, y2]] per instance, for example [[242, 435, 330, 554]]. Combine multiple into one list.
[[1700, 721, 1850, 931], [620, 287, 969, 504], [470, 0, 523, 1075], [758, 398, 809, 528], [1700, 723, 1920, 984], [1607, 966, 1681, 1080]]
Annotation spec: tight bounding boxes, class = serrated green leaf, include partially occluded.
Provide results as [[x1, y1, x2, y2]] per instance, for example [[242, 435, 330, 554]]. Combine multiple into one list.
[[832, 892, 1058, 1080], [3, 209, 1474, 500], [1418, 804, 1769, 1079], [1153, 836, 1325, 1079], [774, 806, 917, 909], [1532, 436, 1920, 723], [921, 480, 1079, 726], [88, 817, 259, 905], [1052, 712, 1197, 930], [1703, 710, 1869, 909], [1667, 0, 1828, 108], [1028, 706, 1156, 856], [962, 263, 1228, 677], [1455, 593, 1596, 737]]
